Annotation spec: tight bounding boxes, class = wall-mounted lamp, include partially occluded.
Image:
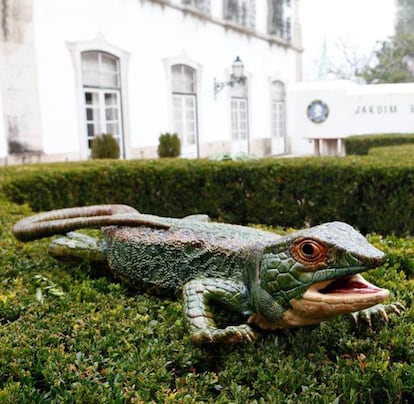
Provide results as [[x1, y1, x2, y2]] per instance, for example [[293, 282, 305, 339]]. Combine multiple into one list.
[[214, 56, 246, 98]]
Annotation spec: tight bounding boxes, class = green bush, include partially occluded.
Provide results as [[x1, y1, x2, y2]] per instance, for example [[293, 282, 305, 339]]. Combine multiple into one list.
[[157, 133, 181, 158], [91, 134, 120, 159], [345, 133, 414, 155], [0, 196, 414, 401], [1, 148, 414, 400], [2, 147, 413, 236]]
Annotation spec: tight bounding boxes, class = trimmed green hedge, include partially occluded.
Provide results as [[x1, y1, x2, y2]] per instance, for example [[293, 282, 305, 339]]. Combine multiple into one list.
[[1, 149, 414, 401], [2, 148, 413, 236], [345, 133, 414, 155]]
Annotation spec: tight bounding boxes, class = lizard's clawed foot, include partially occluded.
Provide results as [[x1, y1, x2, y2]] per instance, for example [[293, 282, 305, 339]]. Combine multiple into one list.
[[350, 302, 405, 327], [191, 324, 256, 344]]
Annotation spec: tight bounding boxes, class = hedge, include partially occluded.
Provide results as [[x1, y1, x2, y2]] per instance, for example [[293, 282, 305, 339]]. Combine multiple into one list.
[[2, 146, 413, 236], [1, 186, 414, 402], [345, 133, 414, 155], [1, 149, 414, 401]]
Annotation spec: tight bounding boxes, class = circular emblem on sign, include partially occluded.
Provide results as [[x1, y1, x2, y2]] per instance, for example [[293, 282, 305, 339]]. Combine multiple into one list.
[[307, 100, 329, 123]]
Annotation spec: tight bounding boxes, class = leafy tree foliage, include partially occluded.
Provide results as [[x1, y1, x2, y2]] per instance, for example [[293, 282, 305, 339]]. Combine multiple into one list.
[[323, 37, 370, 82], [396, 0, 414, 34], [360, 33, 414, 84]]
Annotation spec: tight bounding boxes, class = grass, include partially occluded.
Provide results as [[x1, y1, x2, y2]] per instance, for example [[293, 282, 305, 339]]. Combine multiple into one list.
[[0, 195, 414, 402], [0, 147, 414, 402]]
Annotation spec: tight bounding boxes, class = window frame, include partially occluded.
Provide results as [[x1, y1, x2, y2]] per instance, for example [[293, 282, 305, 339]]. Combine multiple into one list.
[[230, 78, 250, 153], [182, 0, 211, 15], [67, 37, 130, 160], [270, 79, 287, 155], [223, 0, 256, 30], [267, 0, 292, 41], [81, 51, 120, 89], [171, 64, 199, 158], [81, 50, 124, 158]]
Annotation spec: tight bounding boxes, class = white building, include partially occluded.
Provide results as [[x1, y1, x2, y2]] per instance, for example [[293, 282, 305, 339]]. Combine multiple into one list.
[[287, 80, 414, 156], [0, 0, 303, 163]]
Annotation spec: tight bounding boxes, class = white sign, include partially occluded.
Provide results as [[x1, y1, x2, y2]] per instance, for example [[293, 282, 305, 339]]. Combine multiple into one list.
[[287, 80, 414, 155]]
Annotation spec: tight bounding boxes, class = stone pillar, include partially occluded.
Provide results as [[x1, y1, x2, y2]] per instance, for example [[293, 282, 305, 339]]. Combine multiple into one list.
[[313, 138, 321, 156], [0, 0, 43, 155], [0, 86, 6, 163], [337, 138, 344, 156]]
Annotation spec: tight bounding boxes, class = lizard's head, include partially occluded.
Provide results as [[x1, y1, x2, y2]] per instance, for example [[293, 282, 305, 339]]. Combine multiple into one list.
[[249, 222, 389, 329]]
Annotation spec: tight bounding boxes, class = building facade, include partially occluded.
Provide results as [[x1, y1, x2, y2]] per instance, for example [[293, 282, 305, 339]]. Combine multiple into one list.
[[0, 0, 303, 163], [287, 80, 414, 156]]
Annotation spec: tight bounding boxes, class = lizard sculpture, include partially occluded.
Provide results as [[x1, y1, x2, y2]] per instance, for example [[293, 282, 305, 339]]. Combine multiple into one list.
[[13, 204, 402, 344]]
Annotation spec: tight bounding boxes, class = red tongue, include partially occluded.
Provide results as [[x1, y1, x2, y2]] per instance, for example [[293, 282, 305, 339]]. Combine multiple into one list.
[[335, 281, 375, 294], [321, 279, 380, 294]]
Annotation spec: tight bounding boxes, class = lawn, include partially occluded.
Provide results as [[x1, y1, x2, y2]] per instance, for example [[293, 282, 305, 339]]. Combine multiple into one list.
[[0, 148, 413, 402]]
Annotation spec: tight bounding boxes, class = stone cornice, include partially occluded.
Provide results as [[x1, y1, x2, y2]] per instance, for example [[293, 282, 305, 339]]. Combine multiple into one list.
[[147, 0, 303, 52]]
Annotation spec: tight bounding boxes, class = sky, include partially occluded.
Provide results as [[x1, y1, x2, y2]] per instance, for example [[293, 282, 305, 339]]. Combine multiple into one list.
[[300, 0, 395, 80]]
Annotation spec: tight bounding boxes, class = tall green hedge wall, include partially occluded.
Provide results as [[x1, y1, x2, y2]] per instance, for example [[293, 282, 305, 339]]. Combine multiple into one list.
[[345, 133, 414, 155], [2, 152, 412, 236]]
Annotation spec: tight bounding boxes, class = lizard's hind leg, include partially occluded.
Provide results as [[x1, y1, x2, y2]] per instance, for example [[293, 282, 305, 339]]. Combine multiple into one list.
[[48, 232, 107, 264]]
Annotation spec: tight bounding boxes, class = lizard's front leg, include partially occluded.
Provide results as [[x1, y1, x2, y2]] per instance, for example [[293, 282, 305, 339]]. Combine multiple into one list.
[[48, 232, 106, 263], [183, 278, 255, 344]]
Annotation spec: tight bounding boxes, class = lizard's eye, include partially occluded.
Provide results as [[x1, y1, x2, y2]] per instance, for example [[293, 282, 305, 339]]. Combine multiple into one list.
[[302, 242, 316, 257], [291, 238, 327, 266]]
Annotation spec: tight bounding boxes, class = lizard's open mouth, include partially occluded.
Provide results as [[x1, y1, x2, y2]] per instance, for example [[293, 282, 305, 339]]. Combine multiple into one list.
[[319, 274, 383, 295], [272, 273, 391, 327], [303, 273, 389, 306], [248, 274, 390, 330]]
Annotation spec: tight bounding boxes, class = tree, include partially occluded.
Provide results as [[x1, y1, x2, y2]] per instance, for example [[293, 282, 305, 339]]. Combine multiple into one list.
[[360, 33, 414, 84], [323, 37, 371, 82], [305, 36, 372, 82], [396, 0, 414, 35]]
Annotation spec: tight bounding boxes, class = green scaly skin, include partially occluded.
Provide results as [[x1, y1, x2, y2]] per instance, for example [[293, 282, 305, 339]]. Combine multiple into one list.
[[13, 205, 403, 344]]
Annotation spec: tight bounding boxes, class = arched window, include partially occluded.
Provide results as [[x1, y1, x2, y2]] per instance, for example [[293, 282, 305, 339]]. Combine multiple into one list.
[[171, 64, 198, 158], [230, 79, 249, 154], [224, 0, 256, 30], [268, 0, 292, 41], [271, 80, 286, 154], [182, 0, 211, 15], [81, 51, 124, 156]]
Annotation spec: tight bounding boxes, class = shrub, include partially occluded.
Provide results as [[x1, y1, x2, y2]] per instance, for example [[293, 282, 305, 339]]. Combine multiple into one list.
[[345, 133, 414, 155], [91, 134, 120, 159], [157, 133, 181, 158], [1, 148, 414, 400], [2, 148, 413, 236]]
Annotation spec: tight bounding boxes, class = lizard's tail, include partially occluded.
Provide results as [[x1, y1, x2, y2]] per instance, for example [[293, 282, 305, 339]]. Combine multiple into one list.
[[13, 204, 143, 242]]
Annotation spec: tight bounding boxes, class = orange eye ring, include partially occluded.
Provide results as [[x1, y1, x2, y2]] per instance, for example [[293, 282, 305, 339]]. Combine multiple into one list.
[[291, 238, 327, 266]]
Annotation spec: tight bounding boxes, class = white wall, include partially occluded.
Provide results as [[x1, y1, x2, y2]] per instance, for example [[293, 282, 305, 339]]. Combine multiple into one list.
[[0, 91, 6, 159], [287, 80, 414, 155], [0, 0, 43, 154], [32, 0, 300, 159], [347, 83, 414, 135]]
